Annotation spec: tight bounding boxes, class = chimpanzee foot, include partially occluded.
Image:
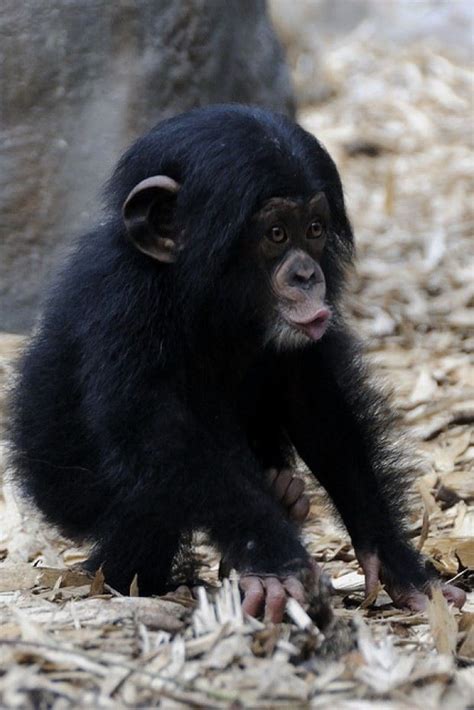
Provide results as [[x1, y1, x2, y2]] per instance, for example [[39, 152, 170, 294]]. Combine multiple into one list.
[[239, 559, 331, 625], [266, 468, 310, 524], [387, 583, 466, 611], [357, 551, 466, 611], [240, 574, 306, 622]]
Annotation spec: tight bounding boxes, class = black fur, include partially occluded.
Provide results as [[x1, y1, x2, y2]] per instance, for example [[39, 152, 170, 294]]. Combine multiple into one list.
[[9, 105, 429, 595]]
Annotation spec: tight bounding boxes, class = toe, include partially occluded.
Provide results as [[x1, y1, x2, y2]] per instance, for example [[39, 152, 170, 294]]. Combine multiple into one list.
[[263, 577, 287, 623], [272, 469, 293, 502], [265, 468, 278, 486], [442, 584, 466, 609], [240, 576, 265, 618], [283, 575, 307, 606], [288, 494, 310, 523], [282, 477, 304, 507]]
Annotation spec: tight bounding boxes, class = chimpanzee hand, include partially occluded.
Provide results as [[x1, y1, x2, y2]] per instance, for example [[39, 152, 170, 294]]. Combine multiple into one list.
[[357, 551, 466, 611], [266, 468, 310, 524], [239, 559, 329, 624]]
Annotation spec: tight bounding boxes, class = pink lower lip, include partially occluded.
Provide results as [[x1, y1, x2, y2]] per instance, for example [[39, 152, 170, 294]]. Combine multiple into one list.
[[290, 308, 331, 342], [300, 317, 329, 341], [292, 307, 330, 327]]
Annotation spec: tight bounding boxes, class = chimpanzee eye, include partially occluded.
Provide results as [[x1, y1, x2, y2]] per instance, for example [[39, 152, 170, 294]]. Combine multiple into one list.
[[267, 225, 287, 243], [307, 221, 324, 239]]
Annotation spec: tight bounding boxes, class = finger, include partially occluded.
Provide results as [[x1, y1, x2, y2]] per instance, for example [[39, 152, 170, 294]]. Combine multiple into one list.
[[390, 583, 466, 612], [240, 576, 265, 618], [265, 468, 278, 486], [393, 588, 428, 611], [358, 552, 381, 597], [288, 494, 310, 523], [272, 470, 293, 502], [263, 577, 287, 623], [442, 584, 466, 609], [282, 477, 304, 507], [283, 575, 307, 606]]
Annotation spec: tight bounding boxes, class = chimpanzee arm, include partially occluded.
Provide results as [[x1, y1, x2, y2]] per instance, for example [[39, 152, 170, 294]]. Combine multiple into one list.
[[189, 423, 309, 570], [83, 390, 311, 602], [189, 418, 327, 622], [80, 345, 313, 619], [283, 326, 465, 609]]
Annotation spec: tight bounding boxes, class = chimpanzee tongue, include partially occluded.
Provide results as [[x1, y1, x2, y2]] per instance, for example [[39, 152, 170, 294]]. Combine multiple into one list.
[[292, 308, 330, 342]]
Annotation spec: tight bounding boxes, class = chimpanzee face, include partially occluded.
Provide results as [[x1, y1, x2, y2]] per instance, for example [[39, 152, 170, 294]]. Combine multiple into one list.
[[252, 193, 331, 349], [122, 176, 332, 350]]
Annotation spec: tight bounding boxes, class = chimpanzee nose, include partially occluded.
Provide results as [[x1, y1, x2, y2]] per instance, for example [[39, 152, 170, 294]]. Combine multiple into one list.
[[288, 258, 317, 289]]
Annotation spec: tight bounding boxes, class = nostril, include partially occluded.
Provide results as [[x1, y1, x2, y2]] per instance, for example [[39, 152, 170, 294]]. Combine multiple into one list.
[[291, 269, 316, 288]]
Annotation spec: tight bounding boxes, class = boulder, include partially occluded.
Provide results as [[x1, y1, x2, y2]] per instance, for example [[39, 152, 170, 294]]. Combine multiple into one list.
[[0, 0, 294, 332]]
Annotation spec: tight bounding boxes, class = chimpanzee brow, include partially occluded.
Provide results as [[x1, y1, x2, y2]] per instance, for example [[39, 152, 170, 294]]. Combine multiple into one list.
[[255, 194, 327, 223]]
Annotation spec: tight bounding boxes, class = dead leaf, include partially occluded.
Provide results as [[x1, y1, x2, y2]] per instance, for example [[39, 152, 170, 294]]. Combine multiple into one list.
[[424, 537, 474, 573], [418, 478, 439, 516], [427, 586, 458, 655], [0, 563, 40, 592], [129, 574, 139, 597], [417, 508, 430, 551], [89, 567, 105, 596], [458, 613, 474, 659], [410, 369, 438, 405], [38, 567, 92, 589], [442, 471, 474, 501]]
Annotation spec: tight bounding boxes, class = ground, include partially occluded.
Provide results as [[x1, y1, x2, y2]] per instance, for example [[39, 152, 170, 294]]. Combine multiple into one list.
[[0, 26, 473, 709]]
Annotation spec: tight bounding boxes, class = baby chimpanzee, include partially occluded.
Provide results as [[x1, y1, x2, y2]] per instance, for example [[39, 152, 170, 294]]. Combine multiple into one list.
[[10, 105, 465, 621]]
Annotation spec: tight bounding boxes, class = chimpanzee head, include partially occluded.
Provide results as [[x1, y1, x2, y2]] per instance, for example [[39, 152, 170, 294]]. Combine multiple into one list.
[[112, 105, 354, 349], [249, 192, 332, 349]]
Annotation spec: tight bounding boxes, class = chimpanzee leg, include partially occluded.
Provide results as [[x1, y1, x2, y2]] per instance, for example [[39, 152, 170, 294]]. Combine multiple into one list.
[[284, 330, 465, 610], [84, 514, 180, 595], [184, 430, 326, 622], [246, 372, 310, 524], [80, 423, 315, 618]]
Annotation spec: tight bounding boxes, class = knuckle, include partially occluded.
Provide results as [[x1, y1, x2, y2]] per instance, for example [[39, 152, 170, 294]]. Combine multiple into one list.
[[269, 587, 286, 604], [266, 468, 278, 483], [290, 477, 304, 492], [247, 591, 264, 605]]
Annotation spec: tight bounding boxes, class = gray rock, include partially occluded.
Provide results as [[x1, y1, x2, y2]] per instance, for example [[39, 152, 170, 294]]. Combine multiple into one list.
[[0, 0, 294, 332]]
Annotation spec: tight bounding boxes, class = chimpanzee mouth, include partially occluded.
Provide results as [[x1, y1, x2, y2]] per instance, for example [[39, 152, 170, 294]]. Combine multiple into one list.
[[287, 307, 331, 342]]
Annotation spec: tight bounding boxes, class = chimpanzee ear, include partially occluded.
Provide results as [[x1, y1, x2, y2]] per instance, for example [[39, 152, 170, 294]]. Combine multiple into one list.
[[122, 176, 181, 263]]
